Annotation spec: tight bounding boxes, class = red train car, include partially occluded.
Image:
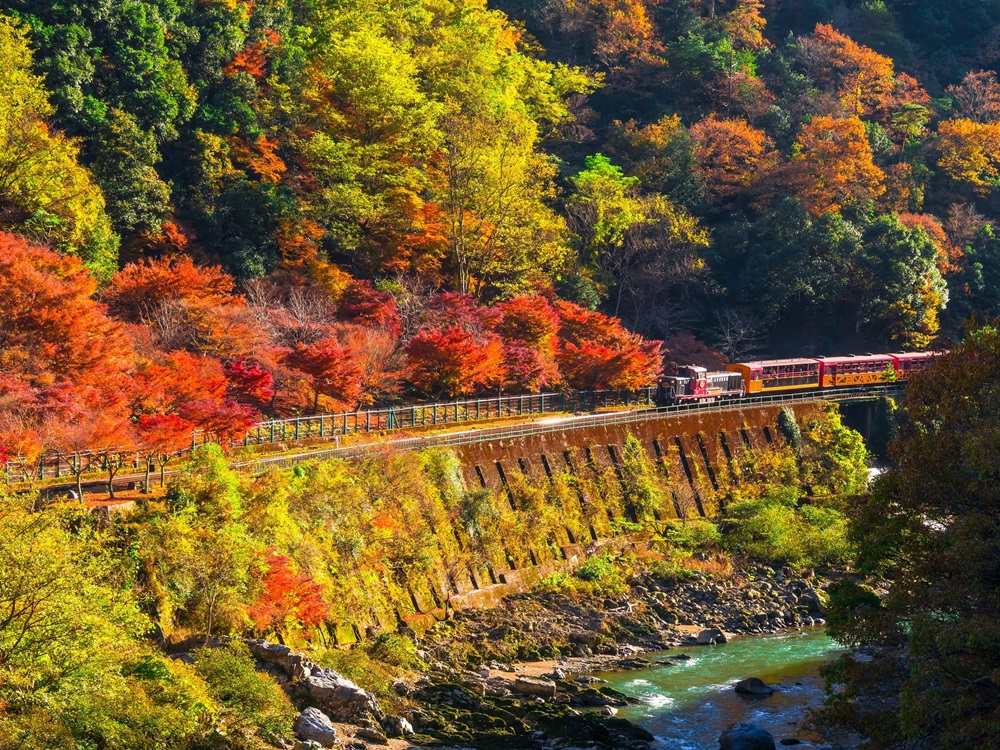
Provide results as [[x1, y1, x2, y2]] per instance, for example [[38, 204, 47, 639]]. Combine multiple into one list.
[[891, 351, 940, 381], [816, 354, 895, 388]]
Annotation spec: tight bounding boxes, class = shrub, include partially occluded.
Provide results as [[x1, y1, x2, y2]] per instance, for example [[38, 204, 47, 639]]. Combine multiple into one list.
[[656, 518, 723, 551], [538, 571, 575, 594], [367, 633, 426, 671], [778, 407, 803, 449], [192, 644, 294, 741], [574, 554, 630, 597], [618, 433, 667, 521], [722, 488, 853, 568]]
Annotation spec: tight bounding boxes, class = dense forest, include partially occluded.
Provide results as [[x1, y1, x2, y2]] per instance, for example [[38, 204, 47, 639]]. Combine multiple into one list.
[[6, 0, 1000, 458], [2, 3, 1000, 748]]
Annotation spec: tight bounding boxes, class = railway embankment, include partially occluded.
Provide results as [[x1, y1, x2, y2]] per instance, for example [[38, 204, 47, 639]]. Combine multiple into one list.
[[323, 400, 829, 643]]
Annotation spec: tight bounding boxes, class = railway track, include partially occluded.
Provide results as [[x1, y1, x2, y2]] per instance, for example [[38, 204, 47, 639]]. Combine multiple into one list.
[[35, 383, 903, 501]]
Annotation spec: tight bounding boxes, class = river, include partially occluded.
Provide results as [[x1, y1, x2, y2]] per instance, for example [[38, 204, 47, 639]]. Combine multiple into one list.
[[597, 628, 844, 749]]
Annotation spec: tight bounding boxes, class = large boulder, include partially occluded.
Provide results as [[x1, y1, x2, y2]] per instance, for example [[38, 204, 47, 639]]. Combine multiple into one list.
[[513, 676, 557, 698], [719, 722, 776, 750], [798, 588, 826, 614], [246, 639, 315, 680], [304, 668, 382, 721], [697, 628, 727, 645], [293, 707, 338, 747], [734, 677, 775, 696]]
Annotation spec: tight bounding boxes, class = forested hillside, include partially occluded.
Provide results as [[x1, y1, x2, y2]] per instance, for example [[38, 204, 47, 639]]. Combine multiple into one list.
[[4, 0, 1000, 462]]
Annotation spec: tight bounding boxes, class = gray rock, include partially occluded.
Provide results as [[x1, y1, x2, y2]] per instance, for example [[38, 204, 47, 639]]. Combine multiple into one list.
[[696, 628, 726, 645], [734, 677, 776, 696], [381, 715, 414, 737], [305, 668, 382, 721], [293, 708, 338, 747], [600, 706, 618, 716], [248, 639, 292, 661], [719, 721, 776, 750], [355, 726, 388, 745], [513, 676, 557, 698], [799, 588, 826, 614]]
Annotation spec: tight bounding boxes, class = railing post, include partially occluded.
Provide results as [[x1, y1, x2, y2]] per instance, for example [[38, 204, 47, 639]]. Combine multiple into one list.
[[366, 411, 371, 432], [295, 418, 300, 441]]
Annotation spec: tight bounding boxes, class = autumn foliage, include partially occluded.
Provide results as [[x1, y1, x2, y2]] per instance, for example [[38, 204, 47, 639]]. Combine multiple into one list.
[[405, 327, 505, 398], [7, 0, 1000, 479], [691, 116, 775, 200], [248, 554, 327, 638], [555, 301, 663, 390], [788, 116, 886, 216]]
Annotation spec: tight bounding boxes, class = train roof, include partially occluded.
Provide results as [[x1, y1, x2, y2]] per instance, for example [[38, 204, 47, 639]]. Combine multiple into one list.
[[729, 358, 819, 369], [889, 351, 942, 359], [815, 354, 895, 364], [731, 352, 943, 369]]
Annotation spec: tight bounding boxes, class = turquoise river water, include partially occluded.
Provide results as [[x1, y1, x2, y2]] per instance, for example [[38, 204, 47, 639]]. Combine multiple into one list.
[[597, 628, 844, 749]]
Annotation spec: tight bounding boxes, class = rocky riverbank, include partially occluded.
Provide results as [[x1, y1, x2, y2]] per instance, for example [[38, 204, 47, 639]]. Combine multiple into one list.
[[219, 562, 833, 750], [419, 563, 830, 670]]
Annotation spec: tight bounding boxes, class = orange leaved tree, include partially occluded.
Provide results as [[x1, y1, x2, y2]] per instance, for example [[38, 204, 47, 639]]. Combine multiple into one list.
[[555, 301, 662, 390], [248, 554, 327, 641], [690, 115, 775, 200], [788, 116, 885, 216]]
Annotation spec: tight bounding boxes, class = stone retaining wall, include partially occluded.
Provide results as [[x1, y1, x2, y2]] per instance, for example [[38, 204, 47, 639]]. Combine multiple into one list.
[[328, 403, 821, 644]]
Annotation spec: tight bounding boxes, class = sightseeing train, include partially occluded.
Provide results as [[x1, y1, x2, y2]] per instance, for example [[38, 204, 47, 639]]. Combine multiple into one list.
[[655, 351, 943, 406]]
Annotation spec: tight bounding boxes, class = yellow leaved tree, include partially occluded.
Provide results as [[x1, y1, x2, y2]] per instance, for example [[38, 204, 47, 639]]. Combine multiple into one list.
[[0, 13, 118, 281]]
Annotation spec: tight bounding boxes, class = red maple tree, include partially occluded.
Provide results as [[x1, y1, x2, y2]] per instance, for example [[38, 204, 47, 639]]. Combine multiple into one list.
[[247, 554, 328, 639], [405, 326, 504, 398], [555, 301, 663, 390], [225, 357, 276, 409], [282, 339, 364, 413]]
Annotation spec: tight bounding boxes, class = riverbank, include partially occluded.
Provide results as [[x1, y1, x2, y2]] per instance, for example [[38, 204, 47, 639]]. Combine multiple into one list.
[[419, 560, 831, 670], [253, 558, 840, 750]]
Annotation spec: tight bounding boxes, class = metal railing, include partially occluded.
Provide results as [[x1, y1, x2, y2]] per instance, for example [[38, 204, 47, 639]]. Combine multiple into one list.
[[234, 384, 904, 475], [200, 388, 655, 447]]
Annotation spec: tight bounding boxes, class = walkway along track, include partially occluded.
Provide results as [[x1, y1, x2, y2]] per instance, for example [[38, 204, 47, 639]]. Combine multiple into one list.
[[34, 384, 902, 498]]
